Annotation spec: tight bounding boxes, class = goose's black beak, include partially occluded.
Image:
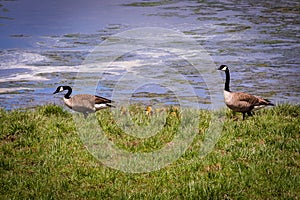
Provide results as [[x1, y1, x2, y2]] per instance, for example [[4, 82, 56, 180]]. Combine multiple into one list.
[[217, 67, 223, 71], [217, 66, 223, 70], [53, 86, 63, 94]]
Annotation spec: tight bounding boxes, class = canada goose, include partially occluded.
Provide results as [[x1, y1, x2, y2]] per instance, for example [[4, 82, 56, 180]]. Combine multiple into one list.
[[53, 85, 113, 117], [218, 65, 274, 120]]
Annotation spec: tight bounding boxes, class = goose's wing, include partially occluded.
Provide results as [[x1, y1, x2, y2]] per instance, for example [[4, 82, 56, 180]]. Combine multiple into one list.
[[253, 96, 274, 106], [94, 95, 113, 104], [233, 92, 272, 106], [73, 94, 113, 105]]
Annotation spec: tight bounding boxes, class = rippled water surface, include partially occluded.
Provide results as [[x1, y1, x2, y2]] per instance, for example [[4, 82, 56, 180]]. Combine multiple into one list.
[[0, 0, 299, 110]]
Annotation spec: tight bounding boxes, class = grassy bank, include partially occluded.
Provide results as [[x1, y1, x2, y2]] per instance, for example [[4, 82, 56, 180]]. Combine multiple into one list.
[[0, 104, 299, 199]]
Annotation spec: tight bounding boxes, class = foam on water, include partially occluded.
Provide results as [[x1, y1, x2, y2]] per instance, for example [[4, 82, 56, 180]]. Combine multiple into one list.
[[0, 50, 47, 66], [0, 50, 78, 77]]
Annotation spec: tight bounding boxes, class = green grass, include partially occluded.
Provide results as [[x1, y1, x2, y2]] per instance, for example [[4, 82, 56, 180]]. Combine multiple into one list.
[[0, 104, 299, 199]]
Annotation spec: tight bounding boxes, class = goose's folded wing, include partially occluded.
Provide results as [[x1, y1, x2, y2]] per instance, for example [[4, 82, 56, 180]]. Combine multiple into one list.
[[232, 92, 261, 106], [234, 92, 271, 106], [94, 95, 113, 104], [254, 96, 274, 106]]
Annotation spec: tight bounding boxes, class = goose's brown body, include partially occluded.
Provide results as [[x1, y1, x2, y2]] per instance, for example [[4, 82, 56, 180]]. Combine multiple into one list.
[[63, 94, 111, 112], [224, 90, 273, 113]]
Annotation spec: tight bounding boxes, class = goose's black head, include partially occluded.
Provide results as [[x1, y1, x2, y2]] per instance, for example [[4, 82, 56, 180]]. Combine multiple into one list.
[[218, 65, 229, 71], [53, 86, 71, 94]]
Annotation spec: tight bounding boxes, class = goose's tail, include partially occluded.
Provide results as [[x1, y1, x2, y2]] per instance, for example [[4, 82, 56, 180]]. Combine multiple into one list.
[[263, 98, 275, 106]]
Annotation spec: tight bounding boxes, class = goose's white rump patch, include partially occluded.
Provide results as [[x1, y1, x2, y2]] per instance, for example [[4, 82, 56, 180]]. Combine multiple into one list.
[[95, 103, 108, 109]]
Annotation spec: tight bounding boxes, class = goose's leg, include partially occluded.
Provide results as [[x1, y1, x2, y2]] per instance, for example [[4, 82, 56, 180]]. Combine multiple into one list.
[[247, 111, 253, 117], [83, 112, 88, 119]]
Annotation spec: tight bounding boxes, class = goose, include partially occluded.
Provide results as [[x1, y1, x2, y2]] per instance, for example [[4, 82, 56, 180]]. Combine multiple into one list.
[[53, 85, 113, 117], [218, 65, 274, 120]]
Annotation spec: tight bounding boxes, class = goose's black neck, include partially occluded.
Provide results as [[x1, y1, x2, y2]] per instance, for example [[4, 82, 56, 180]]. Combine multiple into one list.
[[224, 69, 230, 92], [64, 86, 72, 99]]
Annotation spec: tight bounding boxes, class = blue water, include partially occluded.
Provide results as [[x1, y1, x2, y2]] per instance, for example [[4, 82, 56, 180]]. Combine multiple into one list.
[[0, 0, 299, 110]]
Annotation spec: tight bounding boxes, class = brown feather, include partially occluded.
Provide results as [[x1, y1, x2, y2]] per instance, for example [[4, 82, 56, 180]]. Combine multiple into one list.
[[94, 95, 113, 104]]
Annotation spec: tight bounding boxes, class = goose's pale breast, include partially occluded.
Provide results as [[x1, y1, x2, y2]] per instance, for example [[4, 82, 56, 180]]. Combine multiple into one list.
[[223, 90, 233, 104]]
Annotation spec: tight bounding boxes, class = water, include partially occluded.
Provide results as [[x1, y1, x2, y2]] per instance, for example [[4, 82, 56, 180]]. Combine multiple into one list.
[[0, 0, 299, 110]]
